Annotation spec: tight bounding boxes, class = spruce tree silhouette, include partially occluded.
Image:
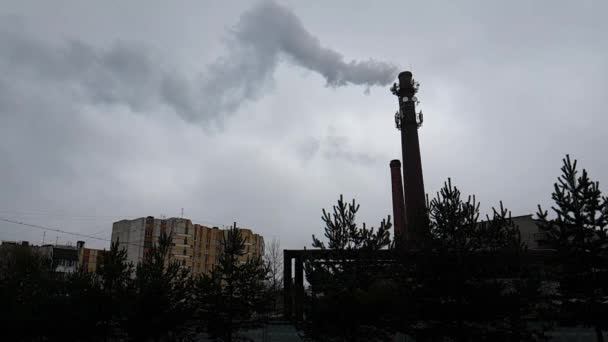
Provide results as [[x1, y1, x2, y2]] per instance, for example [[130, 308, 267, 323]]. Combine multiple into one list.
[[306, 195, 393, 341], [129, 231, 193, 341], [405, 179, 542, 341], [537, 155, 608, 342], [305, 188, 546, 341], [96, 239, 133, 339], [197, 225, 269, 341], [0, 244, 55, 341]]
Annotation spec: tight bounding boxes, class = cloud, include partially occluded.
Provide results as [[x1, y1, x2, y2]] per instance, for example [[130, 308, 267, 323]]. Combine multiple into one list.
[[0, 1, 398, 127], [294, 132, 378, 165], [323, 134, 377, 165], [295, 138, 321, 162], [2, 0, 607, 251], [232, 1, 398, 88]]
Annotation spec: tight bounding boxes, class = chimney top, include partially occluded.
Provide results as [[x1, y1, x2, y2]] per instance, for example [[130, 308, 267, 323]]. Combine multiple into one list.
[[398, 71, 413, 83], [390, 159, 401, 168]]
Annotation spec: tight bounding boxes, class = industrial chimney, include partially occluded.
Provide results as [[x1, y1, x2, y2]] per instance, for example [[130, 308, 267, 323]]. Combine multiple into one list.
[[390, 159, 407, 244], [391, 71, 427, 244]]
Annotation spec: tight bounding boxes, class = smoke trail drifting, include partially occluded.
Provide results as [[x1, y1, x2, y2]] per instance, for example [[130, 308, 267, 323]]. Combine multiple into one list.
[[190, 1, 399, 123], [233, 1, 399, 87], [0, 2, 398, 125]]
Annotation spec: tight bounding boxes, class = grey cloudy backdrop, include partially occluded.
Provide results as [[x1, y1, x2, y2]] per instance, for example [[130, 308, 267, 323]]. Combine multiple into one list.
[[1, 0, 607, 249]]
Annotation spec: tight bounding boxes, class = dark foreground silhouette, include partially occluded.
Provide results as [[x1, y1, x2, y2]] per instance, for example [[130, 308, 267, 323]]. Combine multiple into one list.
[[1, 155, 607, 341]]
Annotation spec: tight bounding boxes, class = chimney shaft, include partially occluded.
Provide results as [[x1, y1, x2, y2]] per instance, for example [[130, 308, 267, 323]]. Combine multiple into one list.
[[395, 71, 427, 244], [390, 160, 407, 243]]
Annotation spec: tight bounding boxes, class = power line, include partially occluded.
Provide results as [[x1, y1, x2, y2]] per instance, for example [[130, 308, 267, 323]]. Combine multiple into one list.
[[89, 228, 110, 236], [0, 214, 247, 248], [0, 217, 145, 249], [0, 211, 141, 219], [0, 217, 109, 242], [0, 209, 231, 228]]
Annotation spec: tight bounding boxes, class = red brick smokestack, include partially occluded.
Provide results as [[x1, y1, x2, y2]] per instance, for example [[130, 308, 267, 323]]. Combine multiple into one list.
[[392, 71, 427, 244], [390, 159, 407, 243]]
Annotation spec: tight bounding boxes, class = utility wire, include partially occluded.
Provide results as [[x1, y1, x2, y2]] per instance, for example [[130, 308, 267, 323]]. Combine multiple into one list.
[[0, 210, 230, 228], [0, 217, 145, 249], [0, 214, 242, 249]]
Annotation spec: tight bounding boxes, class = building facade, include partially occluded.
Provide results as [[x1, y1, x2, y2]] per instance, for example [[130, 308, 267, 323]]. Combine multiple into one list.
[[510, 214, 551, 250], [111, 216, 264, 276], [77, 241, 106, 273], [38, 244, 79, 274]]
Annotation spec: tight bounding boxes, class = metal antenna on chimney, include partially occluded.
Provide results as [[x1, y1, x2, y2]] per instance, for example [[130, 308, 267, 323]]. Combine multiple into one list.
[[42, 231, 46, 245]]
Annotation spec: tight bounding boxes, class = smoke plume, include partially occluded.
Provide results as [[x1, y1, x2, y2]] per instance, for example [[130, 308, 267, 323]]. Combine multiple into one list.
[[233, 1, 398, 88], [0, 1, 398, 125]]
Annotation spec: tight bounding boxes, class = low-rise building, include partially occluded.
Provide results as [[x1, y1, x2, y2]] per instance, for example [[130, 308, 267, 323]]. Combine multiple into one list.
[[510, 214, 552, 250], [39, 244, 79, 274], [2, 240, 107, 274]]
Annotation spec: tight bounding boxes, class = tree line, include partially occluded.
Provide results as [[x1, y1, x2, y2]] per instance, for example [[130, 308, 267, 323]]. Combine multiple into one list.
[[303, 155, 608, 341], [1, 154, 606, 341], [0, 226, 281, 342]]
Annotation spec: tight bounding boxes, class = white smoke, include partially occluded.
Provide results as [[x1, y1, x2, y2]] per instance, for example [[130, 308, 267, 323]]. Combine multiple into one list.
[[0, 1, 399, 126], [232, 1, 398, 88]]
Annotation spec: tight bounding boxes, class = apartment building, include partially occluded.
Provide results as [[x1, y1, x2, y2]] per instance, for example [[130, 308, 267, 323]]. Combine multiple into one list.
[[111, 216, 264, 276], [77, 241, 106, 273]]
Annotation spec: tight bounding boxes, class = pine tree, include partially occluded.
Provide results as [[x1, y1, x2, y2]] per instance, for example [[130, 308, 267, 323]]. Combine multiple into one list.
[[128, 231, 193, 341], [0, 243, 55, 341], [63, 267, 104, 340], [408, 179, 539, 341], [427, 178, 522, 252], [96, 239, 133, 339], [97, 239, 133, 295], [306, 195, 393, 340], [312, 194, 391, 251], [537, 155, 608, 341], [198, 225, 269, 341]]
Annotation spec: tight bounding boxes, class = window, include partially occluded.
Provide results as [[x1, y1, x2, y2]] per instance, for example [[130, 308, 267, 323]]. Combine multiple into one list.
[[183, 248, 187, 255], [182, 259, 186, 266], [185, 226, 189, 235], [184, 237, 188, 245]]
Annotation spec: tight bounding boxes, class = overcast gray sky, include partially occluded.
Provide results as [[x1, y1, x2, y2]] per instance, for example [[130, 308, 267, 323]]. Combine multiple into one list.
[[1, 0, 607, 250]]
